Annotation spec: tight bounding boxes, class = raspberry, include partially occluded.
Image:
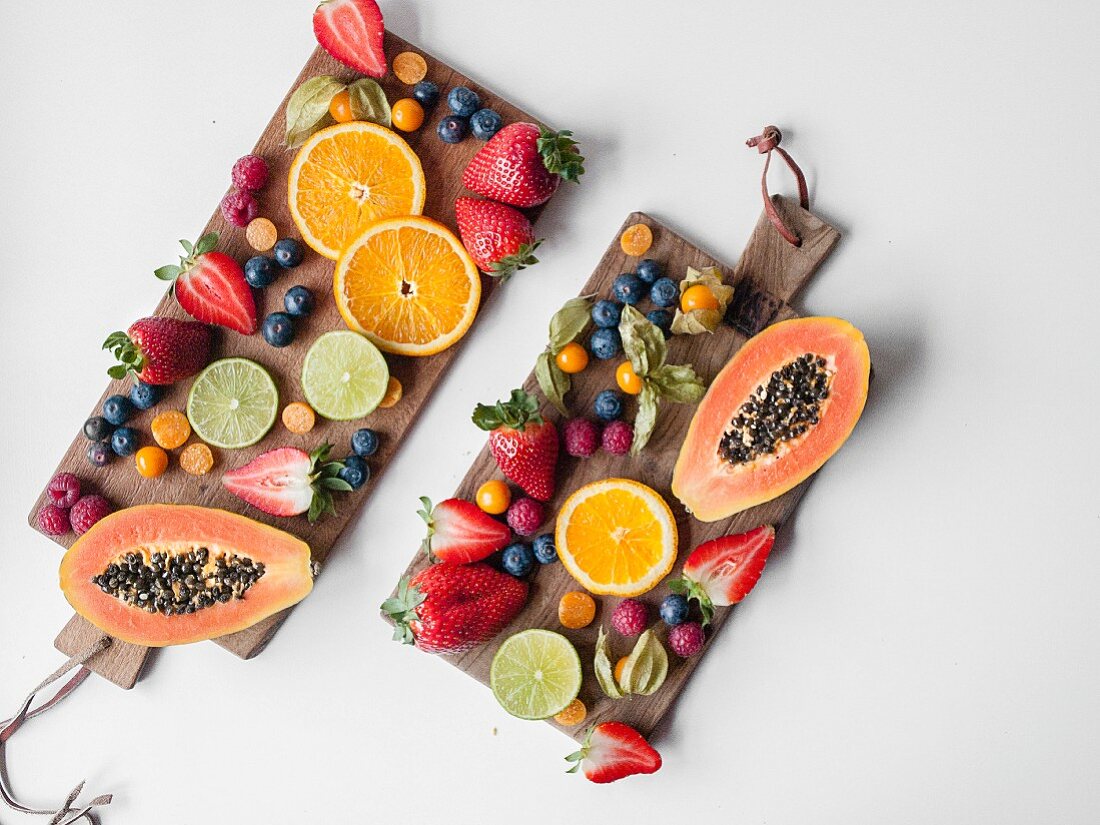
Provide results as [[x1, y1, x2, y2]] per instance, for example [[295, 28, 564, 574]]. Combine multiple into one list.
[[506, 497, 545, 536], [562, 418, 599, 458], [69, 494, 113, 536], [36, 503, 70, 536], [668, 621, 705, 657], [231, 154, 269, 192], [610, 598, 648, 636], [601, 420, 634, 455], [47, 472, 82, 509], [220, 190, 259, 228]]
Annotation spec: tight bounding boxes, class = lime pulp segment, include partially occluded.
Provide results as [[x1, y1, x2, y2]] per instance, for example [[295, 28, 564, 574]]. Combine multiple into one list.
[[490, 629, 583, 720], [301, 331, 389, 420], [186, 358, 279, 449]]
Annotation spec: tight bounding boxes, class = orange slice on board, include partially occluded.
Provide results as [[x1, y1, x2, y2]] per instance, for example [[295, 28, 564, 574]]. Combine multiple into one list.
[[334, 216, 481, 357], [555, 478, 678, 596], [288, 122, 426, 260]]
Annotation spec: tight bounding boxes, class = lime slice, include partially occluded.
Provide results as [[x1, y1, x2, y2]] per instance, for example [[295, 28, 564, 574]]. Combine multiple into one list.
[[490, 629, 583, 720], [186, 358, 279, 449], [301, 331, 389, 420]]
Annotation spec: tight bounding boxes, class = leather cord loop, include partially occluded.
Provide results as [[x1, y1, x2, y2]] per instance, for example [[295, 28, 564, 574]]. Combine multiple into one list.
[[746, 126, 810, 247]]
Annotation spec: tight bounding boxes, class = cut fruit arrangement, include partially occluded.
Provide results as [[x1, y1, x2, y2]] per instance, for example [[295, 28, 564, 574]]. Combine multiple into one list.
[[32, 2, 584, 689], [385, 212, 866, 782]]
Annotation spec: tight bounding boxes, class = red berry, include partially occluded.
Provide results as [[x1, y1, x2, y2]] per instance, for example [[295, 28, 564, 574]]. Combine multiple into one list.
[[506, 497, 545, 536], [47, 472, 82, 509], [231, 154, 269, 192], [668, 621, 705, 657], [36, 503, 70, 536], [610, 598, 648, 636], [601, 420, 634, 455], [220, 191, 259, 228], [563, 418, 600, 458], [70, 494, 113, 535]]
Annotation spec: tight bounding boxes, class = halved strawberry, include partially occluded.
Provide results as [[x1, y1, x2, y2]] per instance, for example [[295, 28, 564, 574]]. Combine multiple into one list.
[[418, 497, 512, 564], [565, 722, 662, 784], [472, 389, 559, 502], [222, 444, 352, 523], [669, 525, 776, 625], [155, 233, 257, 335], [454, 196, 541, 281], [313, 0, 387, 78]]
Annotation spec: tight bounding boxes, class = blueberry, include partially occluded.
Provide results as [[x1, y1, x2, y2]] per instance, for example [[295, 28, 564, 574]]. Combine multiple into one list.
[[129, 380, 162, 411], [110, 427, 139, 457], [102, 394, 134, 426], [611, 273, 647, 305], [647, 309, 674, 336], [589, 327, 622, 360], [413, 80, 439, 109], [86, 441, 112, 468], [351, 428, 380, 457], [532, 534, 557, 564], [262, 312, 295, 348], [244, 256, 278, 288], [273, 238, 304, 268], [437, 115, 469, 144], [591, 299, 622, 329], [339, 455, 370, 490], [447, 86, 480, 117], [659, 593, 690, 626], [469, 108, 503, 140], [649, 277, 679, 307], [593, 389, 623, 421], [83, 416, 114, 442], [636, 259, 663, 285], [501, 542, 534, 577], [283, 285, 314, 317]]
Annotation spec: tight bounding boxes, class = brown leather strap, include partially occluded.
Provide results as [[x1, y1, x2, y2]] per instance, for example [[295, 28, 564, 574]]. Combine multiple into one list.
[[0, 636, 114, 825], [746, 126, 809, 247]]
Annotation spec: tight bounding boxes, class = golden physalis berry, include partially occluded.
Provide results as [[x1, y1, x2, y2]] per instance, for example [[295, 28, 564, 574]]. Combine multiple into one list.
[[615, 361, 644, 395], [392, 51, 428, 84], [614, 656, 629, 685], [553, 698, 587, 726], [179, 443, 215, 476], [246, 217, 278, 252], [282, 401, 316, 434], [558, 591, 597, 629], [329, 89, 354, 123], [151, 411, 191, 450], [391, 98, 425, 132], [476, 479, 511, 515], [680, 284, 720, 313], [620, 222, 653, 257], [378, 377, 403, 408], [134, 446, 169, 479], [554, 341, 589, 374]]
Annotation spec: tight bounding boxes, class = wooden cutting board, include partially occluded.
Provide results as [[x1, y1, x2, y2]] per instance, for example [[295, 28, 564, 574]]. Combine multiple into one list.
[[30, 32, 556, 689], [390, 203, 842, 741]]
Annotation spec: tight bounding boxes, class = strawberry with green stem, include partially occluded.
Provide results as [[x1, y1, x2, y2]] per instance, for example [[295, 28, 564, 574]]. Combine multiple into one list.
[[454, 197, 542, 281], [103, 317, 212, 385], [472, 389, 559, 501], [462, 123, 584, 208], [222, 444, 353, 523], [565, 722, 662, 783], [417, 496, 512, 564], [669, 525, 776, 625], [154, 233, 257, 335]]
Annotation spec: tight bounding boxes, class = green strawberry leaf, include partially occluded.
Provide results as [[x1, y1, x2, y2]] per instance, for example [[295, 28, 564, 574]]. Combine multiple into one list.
[[154, 265, 182, 281], [488, 240, 542, 282], [193, 233, 218, 256]]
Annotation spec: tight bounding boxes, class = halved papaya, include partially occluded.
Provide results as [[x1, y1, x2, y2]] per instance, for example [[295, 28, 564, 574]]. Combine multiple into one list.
[[672, 317, 870, 522], [59, 504, 314, 646]]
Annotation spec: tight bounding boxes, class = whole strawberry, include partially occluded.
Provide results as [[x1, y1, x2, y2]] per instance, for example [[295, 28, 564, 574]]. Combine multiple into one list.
[[155, 233, 258, 334], [472, 389, 559, 502], [383, 564, 528, 655], [462, 122, 584, 208], [103, 317, 212, 385], [454, 196, 541, 281]]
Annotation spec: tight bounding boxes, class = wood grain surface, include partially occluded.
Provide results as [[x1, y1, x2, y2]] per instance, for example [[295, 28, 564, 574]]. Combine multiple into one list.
[[43, 31, 553, 688], [389, 204, 841, 742]]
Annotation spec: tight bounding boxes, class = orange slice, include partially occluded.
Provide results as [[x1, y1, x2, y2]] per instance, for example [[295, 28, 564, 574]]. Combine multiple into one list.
[[334, 216, 481, 357], [288, 122, 426, 260], [555, 478, 678, 596]]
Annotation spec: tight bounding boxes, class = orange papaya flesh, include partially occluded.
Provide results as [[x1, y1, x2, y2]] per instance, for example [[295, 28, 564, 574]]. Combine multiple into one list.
[[672, 317, 869, 522], [59, 504, 313, 646]]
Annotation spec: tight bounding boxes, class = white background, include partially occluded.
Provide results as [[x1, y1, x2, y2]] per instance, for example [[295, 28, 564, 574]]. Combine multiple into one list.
[[1, 1, 1098, 822]]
